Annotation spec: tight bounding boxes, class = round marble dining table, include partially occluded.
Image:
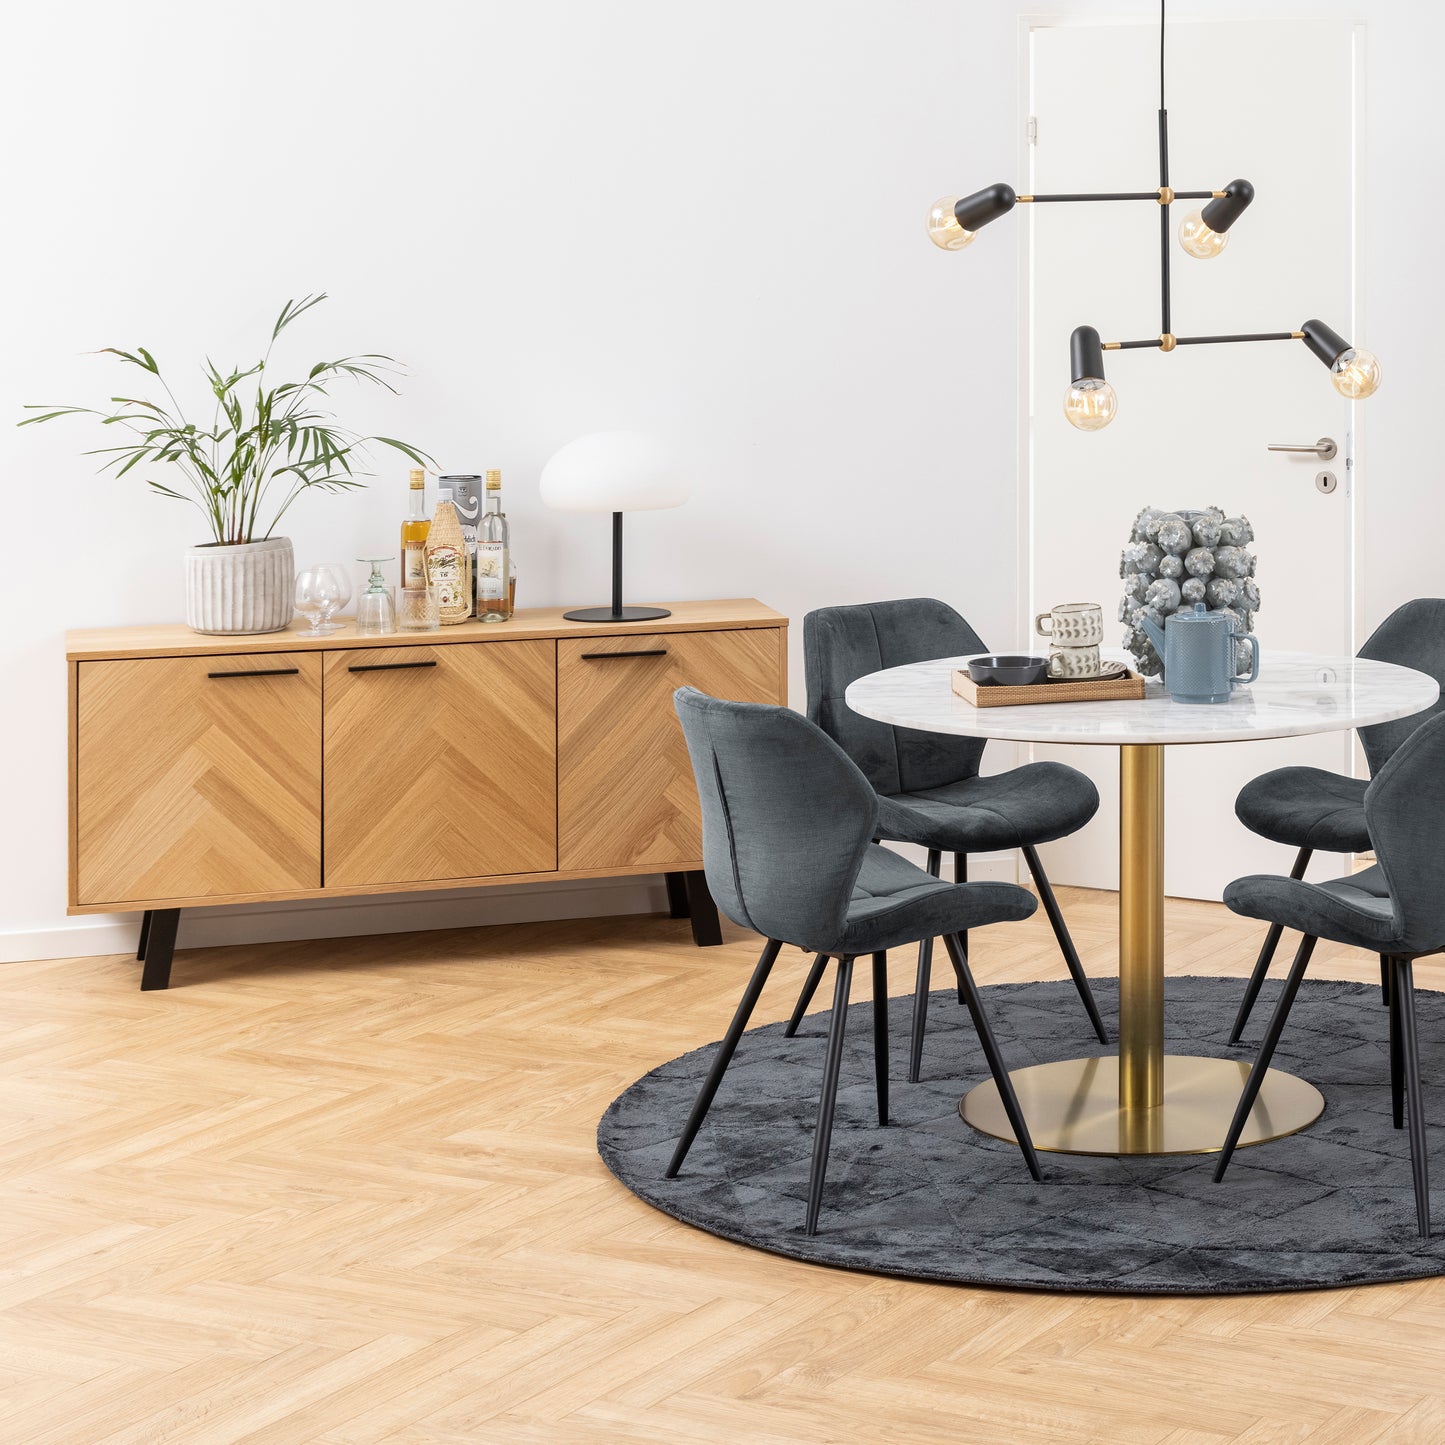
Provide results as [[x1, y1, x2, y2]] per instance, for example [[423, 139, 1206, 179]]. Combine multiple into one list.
[[845, 650, 1440, 1157]]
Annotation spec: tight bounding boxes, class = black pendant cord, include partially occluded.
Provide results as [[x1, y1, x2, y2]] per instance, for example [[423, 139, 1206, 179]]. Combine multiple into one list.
[[1158, 0, 1171, 338]]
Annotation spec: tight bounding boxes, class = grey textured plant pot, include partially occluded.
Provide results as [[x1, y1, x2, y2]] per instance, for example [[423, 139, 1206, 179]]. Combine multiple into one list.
[[184, 536, 294, 635]]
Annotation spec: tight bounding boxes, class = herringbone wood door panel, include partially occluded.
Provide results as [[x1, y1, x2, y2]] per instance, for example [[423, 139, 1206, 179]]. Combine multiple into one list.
[[323, 640, 556, 886], [557, 627, 783, 869], [75, 653, 322, 904]]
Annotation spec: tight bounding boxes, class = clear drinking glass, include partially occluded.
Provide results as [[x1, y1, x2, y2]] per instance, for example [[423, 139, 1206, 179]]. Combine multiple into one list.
[[355, 557, 397, 635], [397, 584, 440, 631], [294, 564, 352, 634]]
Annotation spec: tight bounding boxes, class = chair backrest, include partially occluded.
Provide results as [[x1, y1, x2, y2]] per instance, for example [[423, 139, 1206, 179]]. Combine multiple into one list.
[[804, 598, 987, 795], [1366, 710, 1445, 953], [673, 686, 878, 949], [1358, 598, 1445, 776]]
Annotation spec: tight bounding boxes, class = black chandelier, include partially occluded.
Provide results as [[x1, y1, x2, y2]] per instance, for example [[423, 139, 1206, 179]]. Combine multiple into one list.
[[928, 1, 1380, 430]]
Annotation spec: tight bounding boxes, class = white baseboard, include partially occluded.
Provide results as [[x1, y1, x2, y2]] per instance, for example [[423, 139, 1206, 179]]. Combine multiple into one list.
[[0, 849, 1021, 964]]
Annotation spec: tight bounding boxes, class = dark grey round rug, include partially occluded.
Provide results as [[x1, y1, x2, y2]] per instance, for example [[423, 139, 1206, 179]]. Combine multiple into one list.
[[598, 976, 1445, 1294]]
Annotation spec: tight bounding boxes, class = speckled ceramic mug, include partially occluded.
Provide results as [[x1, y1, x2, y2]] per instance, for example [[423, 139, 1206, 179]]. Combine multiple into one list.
[[1036, 602, 1104, 648], [1047, 644, 1103, 679]]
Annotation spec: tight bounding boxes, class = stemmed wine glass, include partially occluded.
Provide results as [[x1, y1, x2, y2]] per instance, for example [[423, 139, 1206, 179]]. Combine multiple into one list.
[[294, 564, 352, 634]]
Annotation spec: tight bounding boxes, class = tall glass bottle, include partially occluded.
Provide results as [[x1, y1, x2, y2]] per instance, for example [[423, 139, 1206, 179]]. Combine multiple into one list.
[[399, 469, 430, 590], [477, 469, 512, 622]]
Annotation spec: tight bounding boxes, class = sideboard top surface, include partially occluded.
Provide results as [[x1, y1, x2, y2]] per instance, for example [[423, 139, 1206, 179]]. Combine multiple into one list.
[[67, 598, 787, 661]]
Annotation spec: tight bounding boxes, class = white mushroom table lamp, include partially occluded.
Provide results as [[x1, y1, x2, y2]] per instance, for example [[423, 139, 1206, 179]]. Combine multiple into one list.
[[540, 430, 691, 622]]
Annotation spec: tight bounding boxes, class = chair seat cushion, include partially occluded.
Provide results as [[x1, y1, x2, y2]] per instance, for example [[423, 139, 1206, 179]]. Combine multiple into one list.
[[1223, 864, 1399, 952], [1234, 767, 1370, 852], [836, 845, 1036, 956], [875, 762, 1099, 853]]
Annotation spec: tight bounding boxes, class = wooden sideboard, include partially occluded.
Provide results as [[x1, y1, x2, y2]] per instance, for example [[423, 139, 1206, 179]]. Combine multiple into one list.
[[66, 599, 788, 988]]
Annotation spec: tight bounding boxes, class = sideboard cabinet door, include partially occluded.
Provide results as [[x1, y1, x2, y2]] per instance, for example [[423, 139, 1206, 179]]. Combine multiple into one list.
[[75, 653, 323, 905], [556, 627, 784, 870], [323, 640, 557, 887]]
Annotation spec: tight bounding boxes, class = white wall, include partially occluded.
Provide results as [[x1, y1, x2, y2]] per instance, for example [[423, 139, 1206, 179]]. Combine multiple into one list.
[[2, 1, 1442, 961]]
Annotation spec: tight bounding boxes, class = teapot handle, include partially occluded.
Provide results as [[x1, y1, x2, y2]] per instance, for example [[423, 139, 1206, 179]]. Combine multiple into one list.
[[1232, 633, 1260, 688]]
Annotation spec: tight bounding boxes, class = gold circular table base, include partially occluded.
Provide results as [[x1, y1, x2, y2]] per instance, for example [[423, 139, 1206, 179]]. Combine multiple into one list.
[[960, 1055, 1326, 1156]]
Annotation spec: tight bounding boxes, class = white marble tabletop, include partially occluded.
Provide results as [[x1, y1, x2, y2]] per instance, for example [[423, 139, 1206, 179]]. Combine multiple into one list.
[[844, 650, 1440, 747]]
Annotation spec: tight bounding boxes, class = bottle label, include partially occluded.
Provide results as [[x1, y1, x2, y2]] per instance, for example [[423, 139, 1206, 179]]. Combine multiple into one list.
[[403, 541, 428, 589], [478, 541, 507, 602], [426, 545, 466, 612]]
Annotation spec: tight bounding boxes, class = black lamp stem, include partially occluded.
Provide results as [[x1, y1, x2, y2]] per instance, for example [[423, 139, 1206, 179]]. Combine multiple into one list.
[[560, 508, 673, 624], [612, 511, 624, 618]]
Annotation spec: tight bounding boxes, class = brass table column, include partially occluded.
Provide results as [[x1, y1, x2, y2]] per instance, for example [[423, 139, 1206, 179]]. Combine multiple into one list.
[[1119, 744, 1165, 1114], [960, 742, 1325, 1156]]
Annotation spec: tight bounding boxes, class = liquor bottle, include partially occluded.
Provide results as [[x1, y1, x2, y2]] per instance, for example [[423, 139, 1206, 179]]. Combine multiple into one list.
[[477, 469, 512, 622], [425, 486, 473, 625], [400, 469, 430, 590]]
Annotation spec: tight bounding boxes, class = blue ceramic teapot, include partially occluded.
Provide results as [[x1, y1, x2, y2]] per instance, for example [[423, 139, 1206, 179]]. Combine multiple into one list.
[[1140, 603, 1259, 704]]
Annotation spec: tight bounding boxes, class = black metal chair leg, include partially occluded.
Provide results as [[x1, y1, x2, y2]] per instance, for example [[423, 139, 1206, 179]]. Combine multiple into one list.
[[942, 933, 1041, 1181], [136, 909, 153, 961], [872, 951, 889, 1126], [784, 954, 829, 1038], [1388, 954, 1405, 1130], [805, 955, 855, 1236], [954, 852, 968, 998], [908, 850, 942, 1083], [1228, 846, 1312, 1044], [1214, 934, 1318, 1182], [666, 938, 783, 1177], [1382, 954, 1392, 1007], [1396, 958, 1432, 1238], [1021, 845, 1108, 1045], [139, 909, 180, 991]]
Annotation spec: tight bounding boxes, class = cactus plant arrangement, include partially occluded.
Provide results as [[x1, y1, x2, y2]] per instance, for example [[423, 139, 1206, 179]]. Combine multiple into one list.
[[1120, 507, 1258, 677]]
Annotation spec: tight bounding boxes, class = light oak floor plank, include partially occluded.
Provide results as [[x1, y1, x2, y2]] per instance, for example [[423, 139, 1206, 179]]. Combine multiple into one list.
[[1, 887, 1440, 1442]]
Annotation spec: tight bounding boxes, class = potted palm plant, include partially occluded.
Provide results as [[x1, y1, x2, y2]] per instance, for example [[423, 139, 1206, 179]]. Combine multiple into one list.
[[21, 294, 432, 634]]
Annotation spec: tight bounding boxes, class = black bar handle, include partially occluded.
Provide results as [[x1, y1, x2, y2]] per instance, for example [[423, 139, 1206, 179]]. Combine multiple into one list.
[[207, 667, 300, 679], [347, 659, 439, 673], [580, 649, 669, 661]]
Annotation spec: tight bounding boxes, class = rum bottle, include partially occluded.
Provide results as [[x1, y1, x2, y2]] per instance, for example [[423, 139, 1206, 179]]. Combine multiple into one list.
[[425, 486, 472, 625]]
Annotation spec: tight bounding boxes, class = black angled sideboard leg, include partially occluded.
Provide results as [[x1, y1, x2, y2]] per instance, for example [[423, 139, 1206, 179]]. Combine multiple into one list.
[[682, 871, 723, 947], [138, 908, 180, 991], [136, 910, 153, 960], [664, 872, 690, 919]]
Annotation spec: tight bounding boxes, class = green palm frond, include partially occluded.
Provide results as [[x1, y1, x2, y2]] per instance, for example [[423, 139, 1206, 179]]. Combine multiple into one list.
[[19, 295, 433, 546]]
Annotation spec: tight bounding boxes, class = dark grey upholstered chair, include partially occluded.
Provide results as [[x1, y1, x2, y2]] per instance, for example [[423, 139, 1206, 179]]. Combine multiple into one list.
[[668, 686, 1044, 1235], [1215, 711, 1445, 1237], [783, 598, 1107, 1083], [1228, 598, 1445, 1044]]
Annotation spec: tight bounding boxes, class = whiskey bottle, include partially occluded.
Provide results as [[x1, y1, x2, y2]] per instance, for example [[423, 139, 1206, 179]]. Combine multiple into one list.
[[477, 469, 512, 623], [425, 486, 473, 625], [400, 469, 430, 590]]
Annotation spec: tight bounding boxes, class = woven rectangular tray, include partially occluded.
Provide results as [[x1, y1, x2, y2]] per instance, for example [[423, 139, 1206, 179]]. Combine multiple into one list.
[[951, 666, 1146, 708]]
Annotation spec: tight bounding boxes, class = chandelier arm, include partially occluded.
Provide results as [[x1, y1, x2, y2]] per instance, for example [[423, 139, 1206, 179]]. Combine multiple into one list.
[[1100, 333, 1304, 350], [1175, 332, 1303, 347]]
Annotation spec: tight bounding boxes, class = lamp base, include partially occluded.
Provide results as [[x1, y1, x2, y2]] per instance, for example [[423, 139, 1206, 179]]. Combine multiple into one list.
[[562, 605, 673, 623]]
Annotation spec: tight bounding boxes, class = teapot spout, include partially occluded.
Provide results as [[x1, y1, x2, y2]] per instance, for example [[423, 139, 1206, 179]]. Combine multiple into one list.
[[1140, 614, 1166, 657]]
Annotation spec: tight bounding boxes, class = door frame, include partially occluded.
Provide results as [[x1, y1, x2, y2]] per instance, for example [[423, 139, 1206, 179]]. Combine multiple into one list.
[[1013, 11, 1369, 765]]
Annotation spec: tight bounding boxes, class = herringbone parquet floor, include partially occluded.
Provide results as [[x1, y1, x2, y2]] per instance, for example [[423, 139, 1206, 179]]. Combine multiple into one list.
[[4, 889, 1445, 1443]]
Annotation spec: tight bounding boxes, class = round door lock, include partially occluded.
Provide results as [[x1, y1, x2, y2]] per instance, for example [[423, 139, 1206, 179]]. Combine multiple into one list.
[[1316, 470, 1338, 495]]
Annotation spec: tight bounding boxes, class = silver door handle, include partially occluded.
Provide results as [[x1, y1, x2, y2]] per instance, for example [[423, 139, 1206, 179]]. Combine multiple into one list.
[[1267, 436, 1336, 461]]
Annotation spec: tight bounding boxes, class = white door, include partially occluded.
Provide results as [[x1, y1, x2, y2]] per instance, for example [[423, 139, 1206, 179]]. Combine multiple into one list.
[[1027, 17, 1362, 900]]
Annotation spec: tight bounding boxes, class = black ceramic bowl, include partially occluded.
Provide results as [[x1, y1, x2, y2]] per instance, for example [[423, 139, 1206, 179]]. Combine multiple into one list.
[[967, 654, 1049, 687]]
